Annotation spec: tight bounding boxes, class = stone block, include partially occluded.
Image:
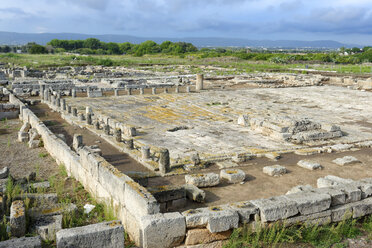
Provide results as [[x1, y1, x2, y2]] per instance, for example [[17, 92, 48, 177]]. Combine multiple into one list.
[[311, 187, 346, 206], [0, 236, 42, 248], [29, 140, 40, 149], [185, 173, 220, 188], [18, 131, 28, 142], [332, 156, 360, 166], [185, 229, 232, 246], [0, 167, 9, 179], [182, 207, 239, 232], [184, 184, 206, 203], [14, 193, 57, 206], [251, 196, 298, 222], [297, 160, 322, 170], [220, 169, 245, 183], [262, 165, 287, 177], [331, 204, 353, 222], [34, 215, 62, 241], [10, 200, 26, 237], [283, 210, 332, 226], [148, 185, 186, 203], [56, 221, 124, 248], [140, 212, 186, 248], [216, 161, 239, 169], [20, 122, 31, 133], [225, 201, 259, 224], [284, 191, 331, 215]]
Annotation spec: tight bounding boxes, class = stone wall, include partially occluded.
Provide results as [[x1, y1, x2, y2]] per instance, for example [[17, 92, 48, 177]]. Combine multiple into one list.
[[0, 103, 19, 120], [8, 92, 161, 246]]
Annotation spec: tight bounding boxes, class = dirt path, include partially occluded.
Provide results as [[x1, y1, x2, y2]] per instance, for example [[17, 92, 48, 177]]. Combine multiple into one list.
[[29, 103, 151, 174], [0, 119, 59, 180]]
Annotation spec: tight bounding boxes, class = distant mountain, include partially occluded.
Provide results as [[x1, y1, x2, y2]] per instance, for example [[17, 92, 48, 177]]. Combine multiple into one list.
[[0, 31, 360, 49]]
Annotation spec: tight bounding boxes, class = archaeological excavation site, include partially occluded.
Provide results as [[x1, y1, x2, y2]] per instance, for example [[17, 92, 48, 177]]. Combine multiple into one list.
[[1, 64, 372, 248]]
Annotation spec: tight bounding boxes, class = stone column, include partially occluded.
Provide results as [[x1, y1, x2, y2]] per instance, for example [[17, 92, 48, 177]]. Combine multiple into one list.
[[86, 107, 92, 115], [78, 113, 84, 121], [175, 85, 179, 93], [62, 99, 66, 111], [72, 88, 76, 98], [67, 105, 72, 114], [164, 88, 168, 94], [72, 108, 78, 117], [56, 98, 61, 108], [95, 121, 100, 130], [127, 88, 132, 95], [115, 128, 122, 142], [73, 134, 83, 151], [152, 87, 156, 95], [186, 86, 191, 93], [196, 74, 204, 91], [44, 90, 48, 101], [114, 89, 119, 97], [140, 88, 144, 95], [10, 200, 26, 237], [40, 84, 45, 99], [51, 95, 56, 106], [104, 125, 110, 135], [86, 113, 92, 125], [126, 139, 134, 150], [141, 146, 150, 160], [159, 148, 170, 174]]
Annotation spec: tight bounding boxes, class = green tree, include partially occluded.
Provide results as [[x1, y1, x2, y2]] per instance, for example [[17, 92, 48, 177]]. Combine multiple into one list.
[[84, 38, 101, 50], [28, 44, 48, 54]]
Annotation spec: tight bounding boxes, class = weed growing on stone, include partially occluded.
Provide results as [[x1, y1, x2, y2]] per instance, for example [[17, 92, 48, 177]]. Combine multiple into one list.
[[5, 177, 22, 212], [0, 215, 9, 241], [225, 218, 363, 248], [38, 152, 48, 158]]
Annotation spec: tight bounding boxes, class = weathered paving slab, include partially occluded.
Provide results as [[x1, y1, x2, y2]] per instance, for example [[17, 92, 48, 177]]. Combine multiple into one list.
[[56, 220, 124, 248], [33, 215, 62, 241], [185, 229, 232, 246], [66, 86, 372, 161], [0, 236, 42, 248]]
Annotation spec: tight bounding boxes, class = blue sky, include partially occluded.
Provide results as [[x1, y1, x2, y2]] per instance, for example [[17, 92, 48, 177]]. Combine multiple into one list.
[[0, 0, 371, 44]]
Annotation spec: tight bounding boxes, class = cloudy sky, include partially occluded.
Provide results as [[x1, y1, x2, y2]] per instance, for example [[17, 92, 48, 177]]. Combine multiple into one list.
[[0, 0, 371, 44]]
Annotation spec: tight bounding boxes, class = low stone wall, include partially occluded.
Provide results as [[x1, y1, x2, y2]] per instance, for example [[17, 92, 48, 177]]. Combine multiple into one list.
[[8, 92, 160, 246], [0, 103, 19, 120]]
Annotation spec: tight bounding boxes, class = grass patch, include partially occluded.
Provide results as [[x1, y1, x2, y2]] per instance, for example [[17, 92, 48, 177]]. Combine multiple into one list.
[[38, 152, 48, 158], [224, 217, 365, 248]]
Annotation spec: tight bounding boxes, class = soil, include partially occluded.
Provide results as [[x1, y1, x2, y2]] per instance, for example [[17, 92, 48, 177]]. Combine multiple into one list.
[[29, 103, 151, 173], [149, 146, 372, 211], [0, 119, 59, 180]]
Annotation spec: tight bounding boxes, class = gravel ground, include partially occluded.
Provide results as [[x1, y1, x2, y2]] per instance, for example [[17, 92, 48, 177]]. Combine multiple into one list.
[[0, 118, 59, 180]]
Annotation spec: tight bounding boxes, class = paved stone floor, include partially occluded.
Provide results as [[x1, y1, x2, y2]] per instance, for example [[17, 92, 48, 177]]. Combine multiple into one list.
[[66, 86, 372, 161]]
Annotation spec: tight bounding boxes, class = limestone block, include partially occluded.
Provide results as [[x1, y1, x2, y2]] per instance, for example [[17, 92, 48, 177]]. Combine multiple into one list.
[[283, 210, 331, 226], [224, 201, 259, 224], [207, 208, 239, 233], [18, 131, 28, 142], [251, 196, 298, 222], [0, 236, 42, 248], [312, 187, 346, 206], [140, 212, 186, 248], [220, 169, 245, 184], [297, 160, 322, 170], [216, 161, 239, 169], [265, 152, 280, 160], [14, 193, 57, 206], [148, 185, 186, 203], [185, 229, 232, 246], [34, 215, 62, 241], [56, 221, 124, 248], [28, 203, 77, 218], [333, 185, 361, 203], [182, 207, 239, 232], [237, 114, 249, 126], [351, 197, 372, 218], [286, 185, 313, 195], [29, 140, 40, 149], [177, 240, 227, 248], [284, 191, 331, 215], [10, 200, 26, 237], [184, 184, 206, 203], [262, 165, 287, 177], [0, 167, 9, 179], [329, 143, 353, 152], [72, 134, 83, 151], [332, 156, 360, 166], [20, 122, 31, 133], [331, 204, 354, 222], [185, 173, 220, 188]]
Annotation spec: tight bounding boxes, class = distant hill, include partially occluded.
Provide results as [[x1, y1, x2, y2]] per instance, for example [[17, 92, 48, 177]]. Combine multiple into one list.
[[0, 31, 360, 49]]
